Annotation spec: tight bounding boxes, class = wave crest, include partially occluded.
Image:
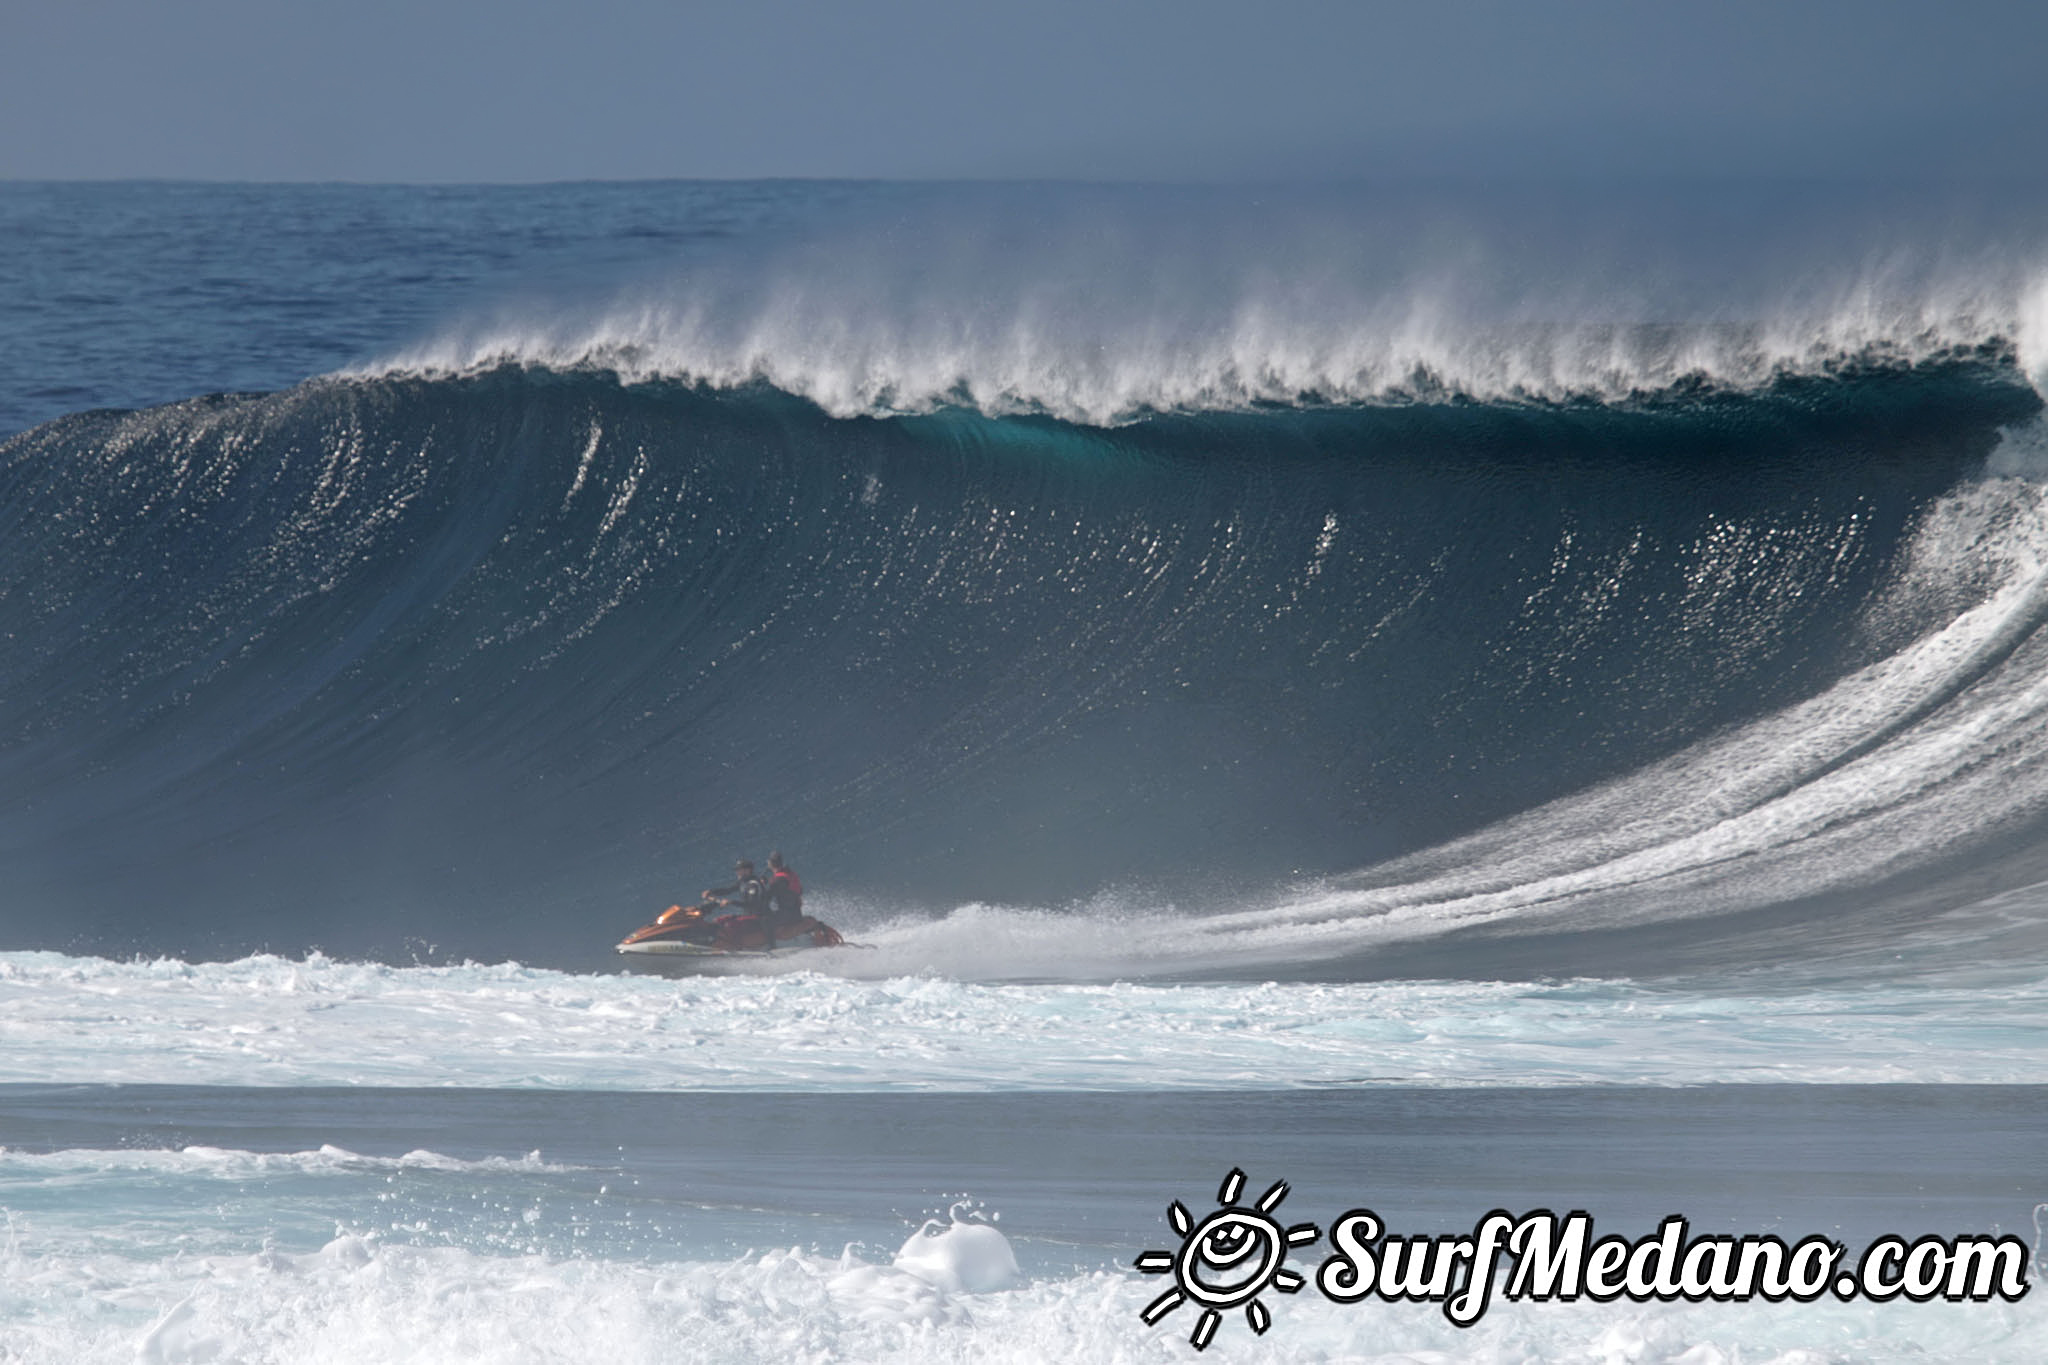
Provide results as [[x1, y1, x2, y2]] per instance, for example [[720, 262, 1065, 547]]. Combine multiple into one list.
[[354, 185, 2048, 423]]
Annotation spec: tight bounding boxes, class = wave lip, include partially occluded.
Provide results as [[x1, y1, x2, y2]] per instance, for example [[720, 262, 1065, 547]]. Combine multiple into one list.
[[364, 314, 2031, 426], [352, 184, 2048, 424]]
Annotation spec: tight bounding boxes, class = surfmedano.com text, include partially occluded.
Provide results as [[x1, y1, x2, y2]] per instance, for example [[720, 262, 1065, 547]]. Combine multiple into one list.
[[1316, 1210, 2031, 1327]]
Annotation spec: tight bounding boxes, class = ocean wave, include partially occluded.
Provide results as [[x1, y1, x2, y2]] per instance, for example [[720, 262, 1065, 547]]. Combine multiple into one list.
[[359, 310, 2036, 426], [3, 353, 2044, 967], [348, 185, 2048, 423]]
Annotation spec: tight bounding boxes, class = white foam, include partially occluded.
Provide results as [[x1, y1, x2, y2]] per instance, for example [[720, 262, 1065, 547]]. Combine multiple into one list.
[[347, 192, 2048, 424], [894, 1206, 1022, 1294], [2020, 272, 2048, 390], [0, 949, 2043, 1090], [0, 1144, 569, 1180], [0, 1228, 2037, 1364], [360, 295, 2020, 425]]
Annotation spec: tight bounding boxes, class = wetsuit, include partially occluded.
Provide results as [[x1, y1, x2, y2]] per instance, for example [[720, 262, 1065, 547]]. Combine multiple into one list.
[[704, 875, 769, 948]]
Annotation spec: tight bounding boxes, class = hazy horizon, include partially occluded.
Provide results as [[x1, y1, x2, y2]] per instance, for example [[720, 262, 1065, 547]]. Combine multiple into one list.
[[5, 0, 2045, 185]]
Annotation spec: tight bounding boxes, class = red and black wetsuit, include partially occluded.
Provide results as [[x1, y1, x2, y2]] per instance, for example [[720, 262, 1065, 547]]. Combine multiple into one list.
[[765, 867, 804, 943]]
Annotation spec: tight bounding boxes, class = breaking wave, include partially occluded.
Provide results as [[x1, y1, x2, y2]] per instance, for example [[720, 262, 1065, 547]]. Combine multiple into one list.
[[6, 188, 2048, 974], [357, 185, 2048, 424]]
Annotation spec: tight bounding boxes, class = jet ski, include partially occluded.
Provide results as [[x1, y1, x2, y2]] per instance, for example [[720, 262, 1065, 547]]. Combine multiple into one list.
[[616, 899, 848, 970]]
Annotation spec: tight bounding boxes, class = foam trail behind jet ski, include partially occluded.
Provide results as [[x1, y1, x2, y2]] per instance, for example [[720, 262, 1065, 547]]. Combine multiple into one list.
[[1185, 456, 2048, 963]]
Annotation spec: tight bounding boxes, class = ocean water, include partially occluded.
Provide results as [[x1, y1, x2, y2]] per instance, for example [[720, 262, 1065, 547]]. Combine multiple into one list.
[[2, 179, 2046, 1361]]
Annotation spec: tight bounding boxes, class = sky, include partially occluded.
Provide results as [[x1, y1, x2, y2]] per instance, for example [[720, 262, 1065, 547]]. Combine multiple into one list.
[[2, 0, 2045, 183]]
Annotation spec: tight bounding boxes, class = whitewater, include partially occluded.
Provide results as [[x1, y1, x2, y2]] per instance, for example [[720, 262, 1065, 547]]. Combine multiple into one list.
[[3, 179, 2048, 1361], [3, 951, 2046, 1090]]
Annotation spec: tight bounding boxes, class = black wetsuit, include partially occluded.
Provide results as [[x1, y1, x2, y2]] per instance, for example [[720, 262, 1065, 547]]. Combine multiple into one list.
[[705, 875, 768, 946]]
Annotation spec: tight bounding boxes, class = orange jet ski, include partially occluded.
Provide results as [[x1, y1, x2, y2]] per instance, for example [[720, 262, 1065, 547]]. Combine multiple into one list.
[[616, 900, 848, 969]]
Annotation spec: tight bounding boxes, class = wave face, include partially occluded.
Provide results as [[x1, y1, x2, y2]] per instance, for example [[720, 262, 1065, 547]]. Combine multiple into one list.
[[2, 347, 2042, 969]]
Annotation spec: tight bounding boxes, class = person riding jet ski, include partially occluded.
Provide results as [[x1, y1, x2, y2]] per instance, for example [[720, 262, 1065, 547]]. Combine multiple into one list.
[[616, 853, 846, 963], [702, 859, 767, 914], [761, 850, 804, 953], [700, 858, 770, 947]]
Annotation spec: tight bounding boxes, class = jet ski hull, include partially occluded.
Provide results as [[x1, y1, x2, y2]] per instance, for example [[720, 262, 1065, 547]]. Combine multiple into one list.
[[615, 937, 835, 969], [614, 901, 849, 971]]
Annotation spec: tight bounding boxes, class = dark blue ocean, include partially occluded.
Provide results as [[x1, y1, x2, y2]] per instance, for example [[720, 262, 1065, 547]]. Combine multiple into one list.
[[1, 180, 2045, 1360]]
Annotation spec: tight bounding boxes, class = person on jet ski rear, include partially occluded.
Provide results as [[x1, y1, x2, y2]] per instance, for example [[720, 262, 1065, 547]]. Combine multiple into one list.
[[761, 850, 803, 950]]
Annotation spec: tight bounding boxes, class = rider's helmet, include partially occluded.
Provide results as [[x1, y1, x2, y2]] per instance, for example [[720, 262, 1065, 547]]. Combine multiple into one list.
[[766, 850, 785, 871], [735, 859, 755, 875]]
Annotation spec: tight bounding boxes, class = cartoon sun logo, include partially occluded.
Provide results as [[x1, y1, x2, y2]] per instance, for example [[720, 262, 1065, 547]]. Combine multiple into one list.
[[1134, 1167, 1321, 1350]]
